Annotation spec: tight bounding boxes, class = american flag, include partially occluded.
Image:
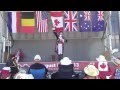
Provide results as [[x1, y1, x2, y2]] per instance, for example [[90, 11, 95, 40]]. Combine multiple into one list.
[[78, 11, 91, 32], [92, 11, 105, 32], [35, 11, 48, 32], [64, 11, 78, 32]]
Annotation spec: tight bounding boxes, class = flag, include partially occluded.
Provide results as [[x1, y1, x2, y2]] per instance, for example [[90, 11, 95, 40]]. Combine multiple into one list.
[[64, 11, 78, 32], [36, 11, 48, 33], [7, 11, 20, 33], [21, 12, 35, 34], [50, 11, 63, 33], [78, 11, 91, 32], [92, 11, 105, 32]]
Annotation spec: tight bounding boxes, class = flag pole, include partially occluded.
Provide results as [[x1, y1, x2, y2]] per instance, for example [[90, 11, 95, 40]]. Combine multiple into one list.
[[108, 11, 113, 60], [118, 11, 120, 50], [6, 19, 10, 60], [1, 11, 6, 63]]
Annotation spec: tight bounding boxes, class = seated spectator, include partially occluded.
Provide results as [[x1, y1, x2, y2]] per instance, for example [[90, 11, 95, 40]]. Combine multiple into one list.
[[51, 57, 78, 79], [83, 64, 100, 79], [95, 55, 115, 79], [14, 73, 34, 79], [112, 51, 120, 79], [112, 51, 120, 66], [28, 54, 48, 79], [1, 67, 11, 79], [1, 54, 19, 79], [77, 70, 86, 79]]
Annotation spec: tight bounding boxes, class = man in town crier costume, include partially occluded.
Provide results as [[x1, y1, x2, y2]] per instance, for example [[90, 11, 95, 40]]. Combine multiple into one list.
[[52, 27, 67, 61]]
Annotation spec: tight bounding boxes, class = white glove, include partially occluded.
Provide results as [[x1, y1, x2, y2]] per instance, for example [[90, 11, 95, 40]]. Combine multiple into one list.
[[52, 27, 55, 31]]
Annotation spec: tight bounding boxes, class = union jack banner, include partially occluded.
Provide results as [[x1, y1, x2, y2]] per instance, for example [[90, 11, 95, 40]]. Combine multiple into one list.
[[97, 11, 104, 21], [84, 11, 91, 21], [64, 11, 78, 32]]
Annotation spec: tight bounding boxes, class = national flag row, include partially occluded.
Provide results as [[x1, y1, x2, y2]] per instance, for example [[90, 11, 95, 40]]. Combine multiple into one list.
[[7, 11, 105, 34]]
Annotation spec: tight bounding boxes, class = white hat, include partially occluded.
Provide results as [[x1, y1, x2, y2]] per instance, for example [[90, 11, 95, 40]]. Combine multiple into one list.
[[14, 73, 34, 79], [84, 64, 99, 77], [34, 55, 41, 61], [2, 67, 11, 71], [60, 57, 72, 65], [96, 55, 107, 62]]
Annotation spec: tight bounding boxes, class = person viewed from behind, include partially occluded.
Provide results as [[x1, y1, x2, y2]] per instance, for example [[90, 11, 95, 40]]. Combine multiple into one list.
[[1, 54, 12, 79], [1, 54, 19, 79], [14, 69, 34, 79], [51, 57, 78, 79], [83, 64, 100, 79], [28, 54, 48, 79], [96, 55, 115, 79]]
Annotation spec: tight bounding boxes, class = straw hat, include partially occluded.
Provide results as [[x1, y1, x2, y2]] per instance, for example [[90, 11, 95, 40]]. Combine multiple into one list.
[[96, 55, 107, 62], [34, 55, 41, 61], [60, 57, 72, 65], [84, 64, 99, 77]]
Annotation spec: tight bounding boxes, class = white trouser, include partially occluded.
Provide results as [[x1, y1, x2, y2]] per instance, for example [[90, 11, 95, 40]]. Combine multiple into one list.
[[58, 43, 63, 55]]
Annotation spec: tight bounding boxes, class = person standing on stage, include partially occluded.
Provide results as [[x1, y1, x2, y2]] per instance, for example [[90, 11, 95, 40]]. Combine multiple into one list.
[[52, 27, 67, 61]]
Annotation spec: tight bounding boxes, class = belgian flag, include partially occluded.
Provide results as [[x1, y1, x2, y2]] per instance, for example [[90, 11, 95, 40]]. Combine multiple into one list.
[[21, 12, 35, 34]]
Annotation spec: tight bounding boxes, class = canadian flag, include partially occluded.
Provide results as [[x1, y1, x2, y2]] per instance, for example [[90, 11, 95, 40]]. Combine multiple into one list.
[[50, 11, 63, 33], [98, 62, 108, 71]]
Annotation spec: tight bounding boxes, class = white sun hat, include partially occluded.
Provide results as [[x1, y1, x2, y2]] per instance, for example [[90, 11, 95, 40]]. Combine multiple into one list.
[[96, 55, 107, 62], [2, 67, 11, 71], [60, 57, 72, 65], [34, 55, 41, 61], [14, 73, 34, 79], [84, 64, 99, 77]]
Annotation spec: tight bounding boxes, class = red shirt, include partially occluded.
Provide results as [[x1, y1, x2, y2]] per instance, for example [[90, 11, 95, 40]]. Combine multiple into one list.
[[1, 70, 11, 79]]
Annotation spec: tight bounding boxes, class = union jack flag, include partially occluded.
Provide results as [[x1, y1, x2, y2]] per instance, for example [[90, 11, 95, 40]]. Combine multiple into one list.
[[97, 11, 104, 21], [64, 11, 78, 32], [84, 11, 91, 21]]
